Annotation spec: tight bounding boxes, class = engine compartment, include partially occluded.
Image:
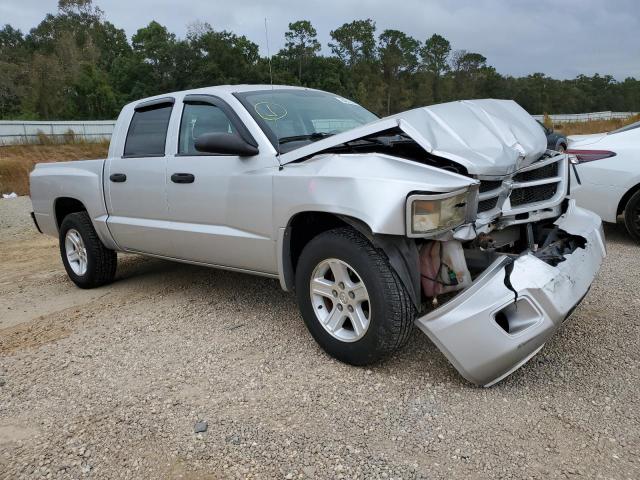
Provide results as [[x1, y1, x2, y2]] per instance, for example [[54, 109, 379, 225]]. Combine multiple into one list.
[[416, 213, 588, 311]]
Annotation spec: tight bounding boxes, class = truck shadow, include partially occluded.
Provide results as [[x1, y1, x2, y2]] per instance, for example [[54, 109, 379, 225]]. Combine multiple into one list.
[[603, 220, 638, 246], [108, 253, 452, 379]]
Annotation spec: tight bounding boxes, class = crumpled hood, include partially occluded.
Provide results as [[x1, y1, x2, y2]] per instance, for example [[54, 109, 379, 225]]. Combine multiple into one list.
[[279, 99, 547, 176]]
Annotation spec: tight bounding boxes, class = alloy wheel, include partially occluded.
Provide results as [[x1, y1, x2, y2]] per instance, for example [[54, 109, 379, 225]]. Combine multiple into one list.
[[309, 258, 371, 342], [65, 228, 88, 276]]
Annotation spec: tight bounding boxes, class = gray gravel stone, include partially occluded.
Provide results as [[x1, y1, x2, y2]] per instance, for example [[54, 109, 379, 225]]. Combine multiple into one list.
[[194, 421, 208, 433]]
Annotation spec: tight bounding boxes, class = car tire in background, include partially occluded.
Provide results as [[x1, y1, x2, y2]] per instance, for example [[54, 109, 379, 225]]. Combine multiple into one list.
[[295, 227, 415, 366], [623, 190, 640, 242], [59, 211, 117, 288]]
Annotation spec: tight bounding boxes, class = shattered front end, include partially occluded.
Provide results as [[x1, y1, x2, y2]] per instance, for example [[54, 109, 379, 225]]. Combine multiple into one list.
[[415, 200, 604, 386], [411, 151, 605, 386]]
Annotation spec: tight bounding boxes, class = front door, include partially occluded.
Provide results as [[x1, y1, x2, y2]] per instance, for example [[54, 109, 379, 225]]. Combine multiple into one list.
[[163, 96, 278, 274]]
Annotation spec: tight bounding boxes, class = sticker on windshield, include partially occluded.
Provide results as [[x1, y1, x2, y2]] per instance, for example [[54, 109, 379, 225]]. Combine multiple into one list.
[[254, 102, 287, 121], [334, 96, 357, 105]]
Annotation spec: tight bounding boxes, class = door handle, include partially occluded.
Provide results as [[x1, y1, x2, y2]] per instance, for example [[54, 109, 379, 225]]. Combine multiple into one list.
[[110, 173, 127, 183], [171, 173, 195, 184]]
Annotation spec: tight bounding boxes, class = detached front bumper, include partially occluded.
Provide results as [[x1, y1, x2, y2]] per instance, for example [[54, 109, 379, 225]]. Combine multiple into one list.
[[415, 200, 606, 387]]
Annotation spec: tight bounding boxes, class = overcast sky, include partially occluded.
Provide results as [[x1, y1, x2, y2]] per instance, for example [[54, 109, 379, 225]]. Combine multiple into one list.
[[2, 0, 639, 79]]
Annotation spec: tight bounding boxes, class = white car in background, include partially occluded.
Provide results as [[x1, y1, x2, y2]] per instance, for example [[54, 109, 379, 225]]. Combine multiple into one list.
[[568, 121, 640, 242]]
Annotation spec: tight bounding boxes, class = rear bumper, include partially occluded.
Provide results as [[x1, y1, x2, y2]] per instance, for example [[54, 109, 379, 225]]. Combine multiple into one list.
[[415, 200, 606, 386]]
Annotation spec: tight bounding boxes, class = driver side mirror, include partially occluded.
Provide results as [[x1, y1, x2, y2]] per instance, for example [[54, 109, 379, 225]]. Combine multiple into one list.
[[194, 133, 259, 156]]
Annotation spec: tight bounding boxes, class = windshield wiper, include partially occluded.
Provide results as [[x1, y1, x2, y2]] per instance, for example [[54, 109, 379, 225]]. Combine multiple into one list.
[[278, 132, 333, 144]]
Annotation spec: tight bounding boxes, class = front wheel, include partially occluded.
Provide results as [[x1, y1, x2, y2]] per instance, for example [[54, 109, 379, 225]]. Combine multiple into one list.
[[624, 190, 640, 242], [59, 211, 117, 288], [295, 228, 415, 365]]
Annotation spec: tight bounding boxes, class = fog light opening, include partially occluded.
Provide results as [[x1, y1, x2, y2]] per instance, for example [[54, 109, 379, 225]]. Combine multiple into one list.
[[494, 300, 541, 335], [495, 311, 510, 333]]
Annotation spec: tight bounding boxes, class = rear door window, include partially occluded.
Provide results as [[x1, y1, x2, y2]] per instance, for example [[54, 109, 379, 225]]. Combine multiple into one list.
[[124, 103, 173, 157]]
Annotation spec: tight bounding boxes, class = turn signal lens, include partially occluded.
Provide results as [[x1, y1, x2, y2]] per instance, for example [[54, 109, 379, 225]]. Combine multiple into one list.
[[566, 149, 616, 163]]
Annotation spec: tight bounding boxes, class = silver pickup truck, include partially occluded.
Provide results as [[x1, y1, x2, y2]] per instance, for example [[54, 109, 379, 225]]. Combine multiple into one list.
[[30, 85, 606, 386]]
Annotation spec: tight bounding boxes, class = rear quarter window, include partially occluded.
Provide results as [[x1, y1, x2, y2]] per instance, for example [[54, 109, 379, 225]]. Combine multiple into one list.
[[124, 103, 173, 157]]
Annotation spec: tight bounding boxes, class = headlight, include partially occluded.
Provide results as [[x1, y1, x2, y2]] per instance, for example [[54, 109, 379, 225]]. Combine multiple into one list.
[[406, 189, 469, 236]]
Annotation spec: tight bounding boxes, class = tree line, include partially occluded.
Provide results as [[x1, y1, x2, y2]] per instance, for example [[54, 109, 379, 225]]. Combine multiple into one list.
[[1, 0, 639, 120]]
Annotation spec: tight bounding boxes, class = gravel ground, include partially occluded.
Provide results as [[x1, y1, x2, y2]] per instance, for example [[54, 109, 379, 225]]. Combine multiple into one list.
[[1, 196, 639, 479]]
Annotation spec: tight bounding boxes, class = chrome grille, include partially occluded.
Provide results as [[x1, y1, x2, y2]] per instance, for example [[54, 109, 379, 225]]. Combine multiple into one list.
[[475, 154, 566, 217], [479, 180, 502, 193], [509, 183, 558, 206], [478, 196, 499, 212], [513, 162, 559, 182]]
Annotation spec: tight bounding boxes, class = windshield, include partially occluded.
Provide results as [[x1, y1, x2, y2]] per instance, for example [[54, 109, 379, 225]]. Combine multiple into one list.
[[235, 89, 378, 152]]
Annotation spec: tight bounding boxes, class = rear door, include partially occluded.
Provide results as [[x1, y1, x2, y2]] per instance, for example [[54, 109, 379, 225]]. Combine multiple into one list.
[[104, 98, 175, 255], [163, 95, 278, 273]]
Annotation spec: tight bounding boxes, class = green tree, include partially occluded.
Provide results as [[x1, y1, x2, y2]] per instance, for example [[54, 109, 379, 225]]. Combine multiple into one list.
[[378, 29, 420, 114], [70, 63, 118, 118], [283, 20, 321, 82], [93, 21, 130, 70], [26, 0, 103, 53], [0, 25, 27, 118], [329, 19, 376, 66], [327, 19, 381, 112], [2, 5, 640, 121], [450, 50, 487, 98], [187, 25, 260, 87], [420, 34, 451, 102], [131, 21, 178, 94]]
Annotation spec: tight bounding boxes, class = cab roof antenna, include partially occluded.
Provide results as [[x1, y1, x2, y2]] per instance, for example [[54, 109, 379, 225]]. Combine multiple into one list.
[[264, 18, 274, 89], [264, 17, 282, 165]]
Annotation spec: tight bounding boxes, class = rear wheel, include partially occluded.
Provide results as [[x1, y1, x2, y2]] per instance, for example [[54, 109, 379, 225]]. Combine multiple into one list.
[[295, 227, 415, 365], [624, 190, 640, 242], [59, 212, 117, 288]]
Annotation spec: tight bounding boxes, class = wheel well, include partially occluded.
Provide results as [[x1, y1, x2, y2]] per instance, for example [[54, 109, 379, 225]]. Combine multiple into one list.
[[617, 183, 640, 216], [289, 212, 349, 273], [283, 212, 373, 290], [54, 197, 86, 229]]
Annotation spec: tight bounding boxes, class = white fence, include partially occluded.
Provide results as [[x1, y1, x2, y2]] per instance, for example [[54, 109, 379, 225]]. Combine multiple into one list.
[[531, 111, 638, 123], [0, 120, 116, 145]]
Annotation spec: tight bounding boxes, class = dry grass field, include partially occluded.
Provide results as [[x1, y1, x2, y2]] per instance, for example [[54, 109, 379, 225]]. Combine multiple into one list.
[[0, 141, 109, 196], [552, 113, 640, 136]]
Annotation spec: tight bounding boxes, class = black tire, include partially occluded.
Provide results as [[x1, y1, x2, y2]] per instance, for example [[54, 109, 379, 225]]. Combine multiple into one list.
[[295, 227, 415, 366], [624, 190, 640, 243], [59, 211, 117, 288]]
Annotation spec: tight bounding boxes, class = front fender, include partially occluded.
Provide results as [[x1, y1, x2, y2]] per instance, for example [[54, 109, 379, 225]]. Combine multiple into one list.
[[273, 153, 476, 303], [273, 153, 476, 237]]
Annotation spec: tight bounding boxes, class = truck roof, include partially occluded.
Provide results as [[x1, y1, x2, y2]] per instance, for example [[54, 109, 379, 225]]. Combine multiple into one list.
[[126, 84, 311, 108]]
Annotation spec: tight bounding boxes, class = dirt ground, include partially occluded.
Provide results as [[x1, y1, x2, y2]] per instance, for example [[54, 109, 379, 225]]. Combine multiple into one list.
[[0, 196, 639, 479]]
